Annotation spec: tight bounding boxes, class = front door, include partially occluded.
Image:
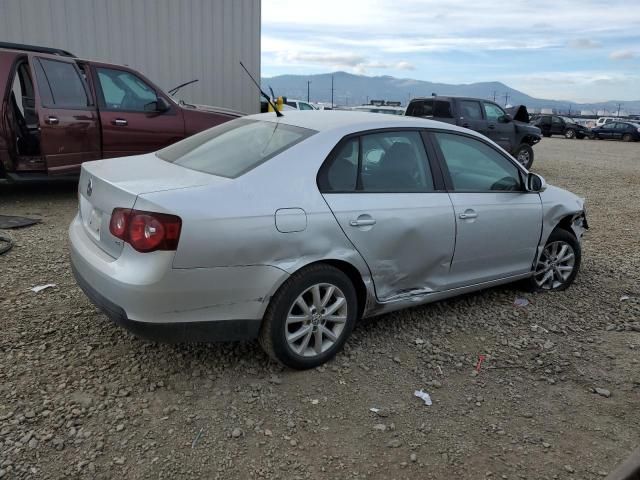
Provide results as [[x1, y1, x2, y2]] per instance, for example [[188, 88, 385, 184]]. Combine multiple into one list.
[[430, 131, 542, 288], [93, 66, 185, 158], [319, 130, 456, 301], [32, 56, 100, 175], [482, 102, 513, 152], [551, 116, 565, 135]]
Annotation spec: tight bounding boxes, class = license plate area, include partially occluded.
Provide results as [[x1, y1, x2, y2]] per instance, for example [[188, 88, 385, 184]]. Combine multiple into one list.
[[85, 207, 102, 240]]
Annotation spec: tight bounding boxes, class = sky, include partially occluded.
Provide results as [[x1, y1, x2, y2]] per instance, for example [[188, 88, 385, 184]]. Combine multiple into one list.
[[262, 0, 640, 102]]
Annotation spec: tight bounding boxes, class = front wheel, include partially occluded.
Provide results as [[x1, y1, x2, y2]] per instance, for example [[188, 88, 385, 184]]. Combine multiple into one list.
[[514, 144, 534, 169], [565, 129, 576, 139], [259, 264, 358, 369], [622, 133, 633, 142], [526, 229, 581, 292]]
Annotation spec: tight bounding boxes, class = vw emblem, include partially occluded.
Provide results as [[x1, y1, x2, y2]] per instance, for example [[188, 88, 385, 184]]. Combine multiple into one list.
[[86, 178, 93, 197]]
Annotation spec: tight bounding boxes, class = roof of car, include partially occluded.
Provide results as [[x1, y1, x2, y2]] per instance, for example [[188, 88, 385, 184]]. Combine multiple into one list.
[[245, 110, 477, 136]]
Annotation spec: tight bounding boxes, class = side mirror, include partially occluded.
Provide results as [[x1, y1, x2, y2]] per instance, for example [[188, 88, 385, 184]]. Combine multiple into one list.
[[144, 97, 171, 113], [526, 172, 547, 192], [499, 114, 512, 123]]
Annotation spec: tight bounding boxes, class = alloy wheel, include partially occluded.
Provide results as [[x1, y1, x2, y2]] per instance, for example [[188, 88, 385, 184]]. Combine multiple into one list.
[[285, 283, 348, 357], [565, 129, 575, 139], [517, 149, 530, 167], [534, 241, 576, 290]]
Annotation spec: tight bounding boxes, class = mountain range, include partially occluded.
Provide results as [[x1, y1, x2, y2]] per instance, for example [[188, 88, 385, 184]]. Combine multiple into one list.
[[261, 71, 639, 114]]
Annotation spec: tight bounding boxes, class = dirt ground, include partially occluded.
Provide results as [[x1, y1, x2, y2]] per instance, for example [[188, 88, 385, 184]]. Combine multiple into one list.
[[1, 137, 639, 480]]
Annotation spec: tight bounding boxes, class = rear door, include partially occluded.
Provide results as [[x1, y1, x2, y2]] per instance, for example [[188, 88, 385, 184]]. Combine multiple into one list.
[[32, 56, 101, 175], [482, 102, 513, 152], [319, 130, 456, 301], [430, 131, 542, 288], [551, 116, 564, 135], [457, 99, 486, 135], [92, 66, 185, 158]]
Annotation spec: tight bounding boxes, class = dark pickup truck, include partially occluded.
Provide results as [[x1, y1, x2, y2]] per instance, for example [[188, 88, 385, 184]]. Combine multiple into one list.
[[405, 96, 541, 168], [0, 43, 241, 182]]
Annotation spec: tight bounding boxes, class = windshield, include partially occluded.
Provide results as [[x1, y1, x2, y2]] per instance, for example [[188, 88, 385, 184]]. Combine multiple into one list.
[[560, 116, 574, 123], [156, 118, 316, 178]]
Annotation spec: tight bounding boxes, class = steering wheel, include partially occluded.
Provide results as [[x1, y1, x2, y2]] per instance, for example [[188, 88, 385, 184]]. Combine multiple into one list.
[[491, 176, 520, 191]]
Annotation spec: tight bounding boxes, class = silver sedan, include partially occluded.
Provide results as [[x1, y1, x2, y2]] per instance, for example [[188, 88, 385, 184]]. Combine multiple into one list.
[[69, 111, 588, 369]]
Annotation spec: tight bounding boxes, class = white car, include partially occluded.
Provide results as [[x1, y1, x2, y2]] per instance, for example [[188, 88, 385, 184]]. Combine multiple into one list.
[[285, 99, 317, 110]]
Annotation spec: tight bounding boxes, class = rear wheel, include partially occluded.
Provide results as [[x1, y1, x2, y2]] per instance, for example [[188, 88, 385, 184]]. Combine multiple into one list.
[[259, 264, 358, 369], [526, 229, 581, 292], [622, 133, 633, 142], [514, 144, 534, 169], [565, 129, 576, 139]]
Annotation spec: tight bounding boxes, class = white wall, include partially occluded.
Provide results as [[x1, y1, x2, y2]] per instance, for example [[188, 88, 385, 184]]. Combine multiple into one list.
[[0, 0, 261, 113]]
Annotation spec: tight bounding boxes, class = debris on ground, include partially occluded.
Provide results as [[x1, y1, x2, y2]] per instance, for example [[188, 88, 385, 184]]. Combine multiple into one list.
[[514, 297, 530, 307], [414, 389, 433, 406], [30, 283, 56, 293]]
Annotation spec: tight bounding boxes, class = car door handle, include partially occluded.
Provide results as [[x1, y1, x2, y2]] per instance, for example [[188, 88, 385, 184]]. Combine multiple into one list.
[[350, 218, 376, 227], [461, 123, 470, 128], [112, 118, 128, 126], [488, 124, 496, 130], [45, 116, 59, 125], [459, 211, 478, 219]]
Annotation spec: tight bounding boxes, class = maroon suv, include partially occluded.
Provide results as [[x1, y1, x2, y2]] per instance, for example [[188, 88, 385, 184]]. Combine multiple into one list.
[[0, 42, 241, 182]]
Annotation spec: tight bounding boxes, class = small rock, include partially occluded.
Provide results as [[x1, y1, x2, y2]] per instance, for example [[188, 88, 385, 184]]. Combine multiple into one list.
[[231, 428, 242, 438], [24, 410, 36, 419], [393, 356, 401, 364], [114, 457, 125, 465], [542, 442, 551, 448], [28, 438, 38, 449], [415, 338, 425, 345], [264, 429, 273, 437], [0, 469, 5, 478], [543, 340, 554, 350], [522, 412, 533, 418], [564, 465, 575, 473], [386, 439, 402, 448], [410, 453, 417, 462], [595, 388, 611, 398], [269, 375, 282, 385], [289, 439, 298, 447], [116, 424, 125, 432], [431, 380, 442, 388], [373, 424, 387, 432]]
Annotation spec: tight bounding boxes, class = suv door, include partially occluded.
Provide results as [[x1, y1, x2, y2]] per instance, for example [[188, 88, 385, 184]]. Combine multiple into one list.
[[430, 131, 542, 287], [32, 56, 100, 175], [551, 116, 564, 135], [536, 116, 552, 136], [318, 130, 455, 300], [93, 66, 185, 158], [482, 102, 513, 152]]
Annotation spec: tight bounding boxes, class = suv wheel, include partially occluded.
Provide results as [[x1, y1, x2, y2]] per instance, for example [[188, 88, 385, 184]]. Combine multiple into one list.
[[259, 264, 358, 369], [514, 144, 534, 169], [564, 129, 576, 139]]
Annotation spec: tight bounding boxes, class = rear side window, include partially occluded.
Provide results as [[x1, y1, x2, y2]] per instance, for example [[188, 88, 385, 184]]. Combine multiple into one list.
[[319, 131, 434, 193], [157, 119, 316, 178], [34, 58, 89, 109], [406, 99, 452, 118]]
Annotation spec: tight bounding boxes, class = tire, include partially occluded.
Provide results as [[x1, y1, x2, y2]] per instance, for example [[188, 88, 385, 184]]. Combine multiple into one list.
[[564, 129, 576, 139], [525, 228, 581, 292], [259, 264, 358, 369], [622, 133, 633, 142], [514, 144, 534, 169]]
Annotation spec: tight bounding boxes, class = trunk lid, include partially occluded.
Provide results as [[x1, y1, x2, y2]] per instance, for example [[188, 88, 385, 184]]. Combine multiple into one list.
[[78, 153, 224, 258]]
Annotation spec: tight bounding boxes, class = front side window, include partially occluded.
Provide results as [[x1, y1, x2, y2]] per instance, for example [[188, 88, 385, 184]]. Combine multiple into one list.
[[157, 118, 316, 178], [483, 103, 506, 121], [459, 100, 483, 120], [96, 68, 158, 111], [552, 116, 563, 125], [319, 131, 434, 193], [434, 132, 522, 192], [299, 102, 314, 110], [34, 58, 89, 108]]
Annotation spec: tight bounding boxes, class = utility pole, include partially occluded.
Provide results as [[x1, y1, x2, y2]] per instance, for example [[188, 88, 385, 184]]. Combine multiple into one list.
[[492, 90, 497, 102], [331, 75, 334, 109], [306, 80, 311, 102], [503, 92, 510, 106], [616, 103, 622, 117]]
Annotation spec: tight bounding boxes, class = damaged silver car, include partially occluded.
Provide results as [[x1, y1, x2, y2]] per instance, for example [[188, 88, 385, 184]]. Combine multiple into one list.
[[69, 111, 588, 369]]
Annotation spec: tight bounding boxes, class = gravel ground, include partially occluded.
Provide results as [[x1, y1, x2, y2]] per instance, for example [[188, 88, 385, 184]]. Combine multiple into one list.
[[1, 137, 639, 480]]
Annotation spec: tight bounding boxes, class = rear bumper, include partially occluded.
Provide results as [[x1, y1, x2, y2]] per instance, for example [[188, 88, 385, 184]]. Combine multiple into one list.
[[69, 213, 289, 342]]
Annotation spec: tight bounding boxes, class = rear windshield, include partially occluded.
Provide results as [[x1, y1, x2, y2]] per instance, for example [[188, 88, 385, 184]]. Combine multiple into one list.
[[156, 118, 316, 178]]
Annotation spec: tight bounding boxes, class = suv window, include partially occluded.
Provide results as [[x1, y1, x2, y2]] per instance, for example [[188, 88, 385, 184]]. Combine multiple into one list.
[[34, 58, 89, 109], [483, 103, 506, 121], [96, 68, 158, 111], [552, 116, 563, 125], [157, 118, 315, 178], [319, 131, 434, 193], [434, 132, 522, 192], [459, 100, 483, 120]]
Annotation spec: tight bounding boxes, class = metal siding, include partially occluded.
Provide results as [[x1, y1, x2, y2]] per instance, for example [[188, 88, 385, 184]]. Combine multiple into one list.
[[0, 0, 260, 113]]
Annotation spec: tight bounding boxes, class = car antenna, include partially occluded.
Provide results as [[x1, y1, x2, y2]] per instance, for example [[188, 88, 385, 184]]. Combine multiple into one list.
[[239, 61, 283, 118]]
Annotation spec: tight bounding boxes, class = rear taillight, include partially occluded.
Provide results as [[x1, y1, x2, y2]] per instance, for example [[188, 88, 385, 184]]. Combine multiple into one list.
[[637, 128, 640, 133], [109, 208, 182, 253]]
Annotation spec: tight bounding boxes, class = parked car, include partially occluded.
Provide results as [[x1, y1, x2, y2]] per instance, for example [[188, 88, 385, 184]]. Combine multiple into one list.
[[405, 96, 541, 168], [349, 105, 406, 115], [531, 115, 591, 139], [0, 42, 241, 182], [285, 99, 317, 110], [70, 111, 588, 369], [595, 117, 617, 127], [591, 121, 640, 142]]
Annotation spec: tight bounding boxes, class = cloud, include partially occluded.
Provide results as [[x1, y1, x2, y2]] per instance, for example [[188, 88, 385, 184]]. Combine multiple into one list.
[[568, 38, 601, 49], [609, 50, 635, 60]]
